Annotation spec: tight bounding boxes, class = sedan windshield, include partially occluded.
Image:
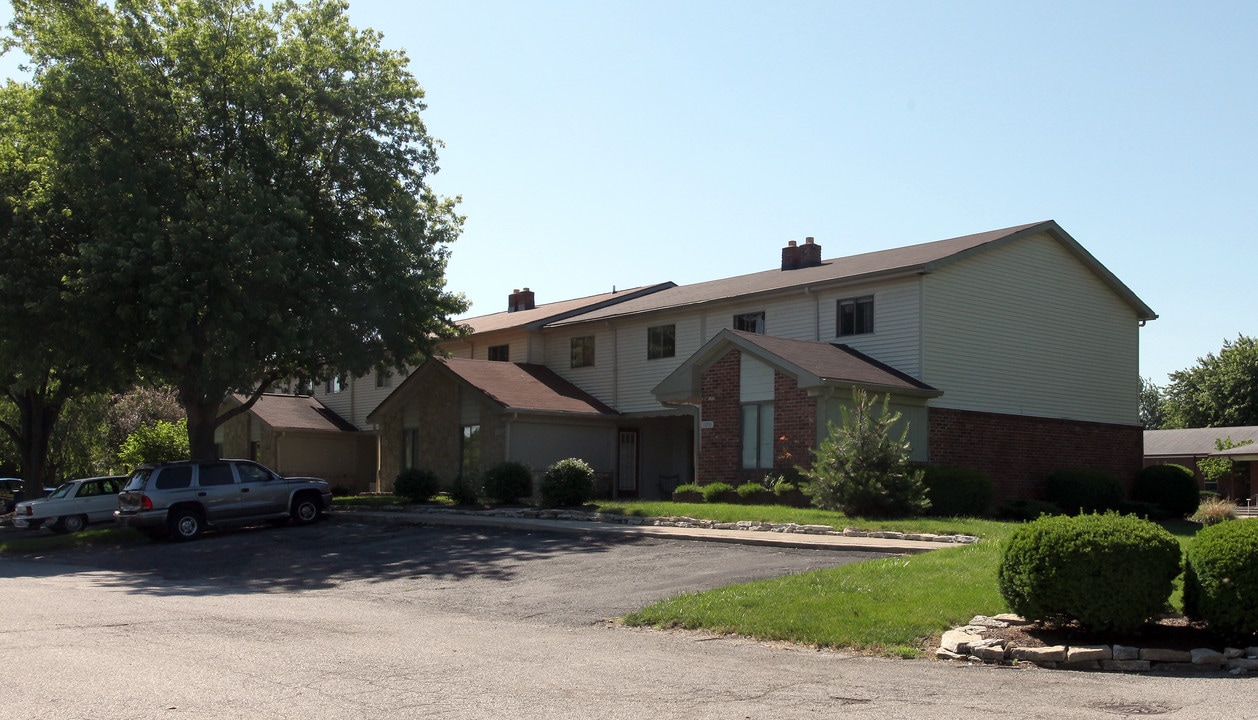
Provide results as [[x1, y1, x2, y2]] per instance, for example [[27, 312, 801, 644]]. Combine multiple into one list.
[[47, 483, 74, 499]]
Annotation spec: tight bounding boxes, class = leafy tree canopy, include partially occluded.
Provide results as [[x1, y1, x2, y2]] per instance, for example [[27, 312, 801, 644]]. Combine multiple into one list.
[[7, 0, 469, 458], [1163, 335, 1258, 429]]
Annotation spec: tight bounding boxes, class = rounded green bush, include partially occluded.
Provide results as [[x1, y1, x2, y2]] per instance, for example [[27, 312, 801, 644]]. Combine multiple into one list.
[[997, 513, 1181, 633], [922, 465, 993, 517], [671, 483, 702, 502], [394, 468, 441, 503], [701, 482, 734, 503], [482, 461, 533, 504], [540, 458, 595, 507], [1045, 469, 1125, 515], [1132, 464, 1199, 519], [1183, 520, 1258, 638]]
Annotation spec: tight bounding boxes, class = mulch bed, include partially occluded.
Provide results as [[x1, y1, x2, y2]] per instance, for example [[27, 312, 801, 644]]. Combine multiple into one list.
[[979, 615, 1256, 652]]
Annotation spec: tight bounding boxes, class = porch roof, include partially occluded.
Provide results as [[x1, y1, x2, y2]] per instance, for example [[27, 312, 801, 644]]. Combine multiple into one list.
[[231, 393, 358, 433], [1143, 427, 1258, 458], [654, 329, 941, 404], [440, 358, 619, 416]]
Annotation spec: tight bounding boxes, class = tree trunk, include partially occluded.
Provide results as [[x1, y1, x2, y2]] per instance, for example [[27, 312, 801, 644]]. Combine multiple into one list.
[[183, 396, 222, 461], [15, 389, 62, 497]]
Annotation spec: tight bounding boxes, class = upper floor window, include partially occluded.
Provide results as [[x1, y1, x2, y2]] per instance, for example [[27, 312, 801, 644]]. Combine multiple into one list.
[[325, 376, 343, 394], [376, 370, 392, 388], [837, 296, 874, 336], [647, 324, 675, 360], [571, 336, 595, 368], [734, 312, 765, 334], [488, 344, 510, 362]]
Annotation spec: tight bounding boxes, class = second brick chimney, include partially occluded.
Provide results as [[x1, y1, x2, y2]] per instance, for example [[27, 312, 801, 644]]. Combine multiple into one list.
[[507, 288, 536, 312], [782, 237, 822, 270]]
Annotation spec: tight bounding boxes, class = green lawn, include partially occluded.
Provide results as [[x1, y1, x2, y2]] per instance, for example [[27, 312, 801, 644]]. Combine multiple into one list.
[[606, 502, 1203, 659]]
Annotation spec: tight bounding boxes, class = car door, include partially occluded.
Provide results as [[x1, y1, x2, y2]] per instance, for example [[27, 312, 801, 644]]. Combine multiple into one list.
[[233, 461, 289, 517], [73, 479, 119, 523], [193, 462, 243, 521]]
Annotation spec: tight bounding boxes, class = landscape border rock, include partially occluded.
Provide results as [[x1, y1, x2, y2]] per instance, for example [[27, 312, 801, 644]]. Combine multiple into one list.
[[339, 504, 983, 546], [937, 615, 1258, 675]]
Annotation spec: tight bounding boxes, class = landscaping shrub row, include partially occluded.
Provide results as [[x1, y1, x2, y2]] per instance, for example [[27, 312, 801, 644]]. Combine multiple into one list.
[[999, 512, 1258, 640], [392, 457, 599, 508]]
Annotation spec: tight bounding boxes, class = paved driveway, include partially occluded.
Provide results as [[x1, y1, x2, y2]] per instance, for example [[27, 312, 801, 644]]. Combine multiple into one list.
[[1, 519, 1252, 719]]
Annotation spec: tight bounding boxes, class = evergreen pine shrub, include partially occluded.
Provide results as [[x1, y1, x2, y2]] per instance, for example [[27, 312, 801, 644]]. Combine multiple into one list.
[[540, 458, 595, 507], [394, 468, 440, 503], [803, 389, 928, 518], [1183, 519, 1258, 638], [997, 512, 1181, 634], [1132, 464, 1200, 518], [921, 465, 993, 517], [481, 461, 533, 504], [1045, 469, 1124, 515]]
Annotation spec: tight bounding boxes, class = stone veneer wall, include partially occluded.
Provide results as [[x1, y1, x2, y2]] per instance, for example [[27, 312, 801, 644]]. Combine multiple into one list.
[[927, 407, 1143, 504]]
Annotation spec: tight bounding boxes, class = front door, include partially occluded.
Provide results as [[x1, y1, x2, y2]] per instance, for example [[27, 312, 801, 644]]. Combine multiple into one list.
[[617, 430, 639, 498]]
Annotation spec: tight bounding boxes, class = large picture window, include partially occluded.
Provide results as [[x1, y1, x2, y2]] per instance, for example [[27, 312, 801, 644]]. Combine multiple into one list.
[[570, 336, 595, 368], [741, 402, 774, 469], [460, 425, 481, 477], [647, 324, 675, 360], [837, 296, 874, 336]]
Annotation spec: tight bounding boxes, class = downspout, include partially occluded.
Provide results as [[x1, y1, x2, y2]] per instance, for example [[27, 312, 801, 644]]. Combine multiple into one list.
[[804, 286, 819, 341]]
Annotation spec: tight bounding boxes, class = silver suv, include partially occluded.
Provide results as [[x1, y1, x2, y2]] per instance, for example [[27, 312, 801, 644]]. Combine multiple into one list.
[[115, 459, 333, 541]]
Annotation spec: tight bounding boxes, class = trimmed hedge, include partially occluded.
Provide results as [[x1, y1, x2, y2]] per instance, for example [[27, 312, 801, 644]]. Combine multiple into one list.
[[1045, 469, 1124, 515], [921, 465, 993, 517], [1132, 464, 1199, 519], [701, 482, 735, 504], [482, 461, 533, 504], [1183, 520, 1258, 638], [997, 513, 1181, 633], [540, 458, 595, 507], [394, 468, 441, 503]]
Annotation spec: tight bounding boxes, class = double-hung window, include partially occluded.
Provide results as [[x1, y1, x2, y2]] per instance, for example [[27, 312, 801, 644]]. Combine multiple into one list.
[[734, 312, 765, 334], [647, 324, 675, 360], [837, 296, 874, 336], [570, 336, 595, 368]]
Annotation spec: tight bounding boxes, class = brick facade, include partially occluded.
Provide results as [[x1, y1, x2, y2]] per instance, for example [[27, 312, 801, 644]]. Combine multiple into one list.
[[697, 349, 817, 485], [928, 407, 1143, 503]]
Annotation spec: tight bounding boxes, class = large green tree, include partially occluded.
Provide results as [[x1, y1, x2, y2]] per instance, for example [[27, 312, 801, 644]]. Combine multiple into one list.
[[1163, 335, 1258, 429], [8, 0, 468, 459], [0, 81, 121, 493]]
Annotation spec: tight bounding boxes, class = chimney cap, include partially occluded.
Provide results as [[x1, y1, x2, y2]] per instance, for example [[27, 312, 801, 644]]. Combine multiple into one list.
[[805, 236, 815, 244]]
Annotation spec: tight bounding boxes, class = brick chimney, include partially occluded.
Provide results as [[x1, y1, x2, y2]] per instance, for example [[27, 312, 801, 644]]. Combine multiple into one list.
[[799, 236, 821, 267], [782, 237, 821, 270], [507, 288, 536, 312]]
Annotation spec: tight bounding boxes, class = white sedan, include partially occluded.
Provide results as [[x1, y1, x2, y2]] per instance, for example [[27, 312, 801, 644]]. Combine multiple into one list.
[[13, 475, 128, 533]]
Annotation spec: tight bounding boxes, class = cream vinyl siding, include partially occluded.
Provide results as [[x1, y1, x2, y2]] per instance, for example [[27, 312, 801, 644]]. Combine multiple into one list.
[[922, 232, 1139, 425], [311, 372, 400, 431], [817, 277, 923, 378], [545, 327, 615, 404], [609, 314, 703, 413], [740, 355, 775, 402]]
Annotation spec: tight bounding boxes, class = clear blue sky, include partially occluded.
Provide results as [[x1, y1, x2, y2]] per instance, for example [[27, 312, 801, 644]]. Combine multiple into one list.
[[3, 1, 1254, 385]]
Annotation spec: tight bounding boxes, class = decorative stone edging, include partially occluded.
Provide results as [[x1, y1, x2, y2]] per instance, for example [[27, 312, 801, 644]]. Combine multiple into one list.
[[938, 614, 1258, 675], [339, 504, 981, 546]]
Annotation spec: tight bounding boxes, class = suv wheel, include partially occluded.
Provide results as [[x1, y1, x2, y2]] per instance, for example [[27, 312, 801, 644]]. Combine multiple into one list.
[[291, 495, 320, 525], [168, 508, 203, 541]]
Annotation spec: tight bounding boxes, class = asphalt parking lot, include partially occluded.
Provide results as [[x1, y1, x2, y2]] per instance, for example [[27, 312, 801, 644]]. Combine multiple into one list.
[[2, 518, 1253, 720]]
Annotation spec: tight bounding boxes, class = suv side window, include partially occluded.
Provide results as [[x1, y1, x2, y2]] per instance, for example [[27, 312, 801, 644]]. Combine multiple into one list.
[[236, 463, 272, 483], [154, 466, 193, 490], [198, 463, 236, 486]]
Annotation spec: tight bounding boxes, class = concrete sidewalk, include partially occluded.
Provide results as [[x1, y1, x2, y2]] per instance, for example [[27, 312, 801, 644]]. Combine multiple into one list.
[[335, 508, 971, 554]]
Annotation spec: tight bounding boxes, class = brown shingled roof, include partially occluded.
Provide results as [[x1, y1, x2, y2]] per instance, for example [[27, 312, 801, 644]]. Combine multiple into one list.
[[550, 220, 1156, 327], [454, 283, 675, 335], [233, 394, 358, 432], [439, 358, 618, 416], [729, 331, 937, 392]]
